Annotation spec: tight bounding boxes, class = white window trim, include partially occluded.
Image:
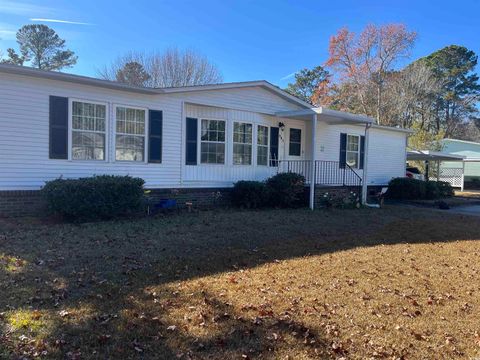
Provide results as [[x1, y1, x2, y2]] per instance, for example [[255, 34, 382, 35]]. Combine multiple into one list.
[[198, 117, 227, 165], [346, 134, 361, 169], [113, 103, 149, 164], [256, 124, 270, 167], [232, 120, 254, 166], [68, 98, 109, 162]]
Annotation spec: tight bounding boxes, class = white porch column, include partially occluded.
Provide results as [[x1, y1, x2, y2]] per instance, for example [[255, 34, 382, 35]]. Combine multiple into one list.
[[309, 114, 317, 210], [361, 123, 371, 205], [461, 161, 465, 192]]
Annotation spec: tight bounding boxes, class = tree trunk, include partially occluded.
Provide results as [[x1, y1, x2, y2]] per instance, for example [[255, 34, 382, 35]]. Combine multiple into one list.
[[376, 84, 382, 124]]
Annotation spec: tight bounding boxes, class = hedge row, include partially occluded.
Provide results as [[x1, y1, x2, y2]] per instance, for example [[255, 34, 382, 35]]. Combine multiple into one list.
[[231, 172, 306, 209], [387, 178, 454, 200], [42, 175, 145, 221]]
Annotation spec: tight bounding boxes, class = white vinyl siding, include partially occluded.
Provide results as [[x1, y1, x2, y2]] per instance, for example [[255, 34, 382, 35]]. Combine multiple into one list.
[[0, 73, 181, 190], [0, 71, 407, 190]]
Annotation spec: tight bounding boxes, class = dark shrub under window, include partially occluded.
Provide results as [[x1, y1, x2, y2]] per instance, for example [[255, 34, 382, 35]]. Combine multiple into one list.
[[266, 172, 306, 208], [42, 175, 145, 221], [231, 181, 268, 209]]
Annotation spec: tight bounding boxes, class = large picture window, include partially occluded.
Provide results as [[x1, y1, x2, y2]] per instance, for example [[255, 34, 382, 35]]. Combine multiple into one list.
[[71, 101, 106, 160], [200, 119, 226, 164], [115, 106, 146, 162], [257, 125, 269, 166], [346, 134, 360, 168], [233, 122, 252, 165]]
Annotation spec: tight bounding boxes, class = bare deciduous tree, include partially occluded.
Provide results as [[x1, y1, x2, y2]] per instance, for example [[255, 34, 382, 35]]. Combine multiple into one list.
[[385, 62, 443, 129], [326, 24, 417, 124], [98, 48, 223, 88]]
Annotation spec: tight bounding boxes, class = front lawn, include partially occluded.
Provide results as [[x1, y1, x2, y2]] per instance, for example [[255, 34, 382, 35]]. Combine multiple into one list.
[[1, 207, 479, 359]]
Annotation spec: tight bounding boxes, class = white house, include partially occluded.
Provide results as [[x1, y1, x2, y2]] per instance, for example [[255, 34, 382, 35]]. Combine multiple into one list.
[[0, 64, 410, 214]]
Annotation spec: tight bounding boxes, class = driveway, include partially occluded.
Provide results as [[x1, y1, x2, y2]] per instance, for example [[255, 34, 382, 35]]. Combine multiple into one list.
[[446, 204, 480, 216]]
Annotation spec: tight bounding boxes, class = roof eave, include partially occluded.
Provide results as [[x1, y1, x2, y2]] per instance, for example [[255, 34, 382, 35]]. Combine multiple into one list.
[[0, 64, 161, 94], [161, 80, 313, 109]]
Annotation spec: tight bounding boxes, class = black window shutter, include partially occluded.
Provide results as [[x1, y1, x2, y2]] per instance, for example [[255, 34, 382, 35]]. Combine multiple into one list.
[[185, 117, 198, 165], [339, 133, 347, 168], [269, 127, 279, 167], [148, 110, 163, 163], [359, 135, 365, 169], [49, 95, 68, 159]]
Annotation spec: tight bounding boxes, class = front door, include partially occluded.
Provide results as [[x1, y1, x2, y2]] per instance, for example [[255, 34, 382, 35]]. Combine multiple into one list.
[[286, 125, 305, 160]]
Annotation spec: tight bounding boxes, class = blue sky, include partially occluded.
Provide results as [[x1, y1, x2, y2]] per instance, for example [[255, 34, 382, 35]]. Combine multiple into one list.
[[0, 0, 479, 87]]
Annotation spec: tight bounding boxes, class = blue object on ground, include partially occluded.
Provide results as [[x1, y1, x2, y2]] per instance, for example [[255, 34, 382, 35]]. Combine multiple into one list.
[[156, 199, 177, 209]]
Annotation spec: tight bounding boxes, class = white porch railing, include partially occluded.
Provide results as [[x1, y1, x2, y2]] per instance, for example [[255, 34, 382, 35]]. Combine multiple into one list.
[[278, 160, 363, 187]]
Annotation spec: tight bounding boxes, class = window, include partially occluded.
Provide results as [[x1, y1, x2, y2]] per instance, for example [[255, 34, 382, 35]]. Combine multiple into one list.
[[71, 101, 106, 160], [257, 125, 269, 166], [346, 134, 360, 168], [200, 119, 225, 164], [233, 122, 252, 165], [289, 128, 301, 156], [115, 106, 146, 161]]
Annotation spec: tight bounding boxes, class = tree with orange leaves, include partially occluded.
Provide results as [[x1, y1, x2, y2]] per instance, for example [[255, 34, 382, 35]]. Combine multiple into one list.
[[325, 24, 417, 124]]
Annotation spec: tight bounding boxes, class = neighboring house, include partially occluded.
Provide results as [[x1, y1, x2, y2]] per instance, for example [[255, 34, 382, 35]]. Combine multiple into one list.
[[440, 138, 480, 184], [0, 64, 410, 215]]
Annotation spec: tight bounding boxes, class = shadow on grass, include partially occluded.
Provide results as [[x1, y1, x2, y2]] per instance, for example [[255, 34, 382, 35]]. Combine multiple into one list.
[[0, 206, 478, 358]]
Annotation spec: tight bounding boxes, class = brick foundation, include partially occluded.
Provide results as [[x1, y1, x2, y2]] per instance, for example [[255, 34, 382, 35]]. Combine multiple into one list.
[[0, 187, 233, 218], [313, 185, 387, 208], [0, 190, 46, 217], [146, 188, 232, 209], [314, 186, 362, 208]]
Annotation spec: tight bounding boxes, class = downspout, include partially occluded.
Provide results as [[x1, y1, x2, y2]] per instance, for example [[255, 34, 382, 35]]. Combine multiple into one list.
[[362, 123, 378, 207], [309, 113, 317, 210]]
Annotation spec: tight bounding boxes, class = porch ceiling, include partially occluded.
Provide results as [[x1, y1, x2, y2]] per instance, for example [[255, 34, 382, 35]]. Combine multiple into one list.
[[275, 107, 374, 125]]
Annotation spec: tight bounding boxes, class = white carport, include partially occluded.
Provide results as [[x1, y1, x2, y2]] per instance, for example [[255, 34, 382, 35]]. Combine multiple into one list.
[[407, 150, 466, 190]]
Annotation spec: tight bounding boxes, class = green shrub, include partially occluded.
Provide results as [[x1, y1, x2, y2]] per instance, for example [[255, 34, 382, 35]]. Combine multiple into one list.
[[266, 172, 306, 208], [425, 181, 440, 200], [42, 175, 145, 221], [231, 181, 268, 209], [435, 181, 454, 198], [387, 178, 426, 200], [387, 178, 454, 200]]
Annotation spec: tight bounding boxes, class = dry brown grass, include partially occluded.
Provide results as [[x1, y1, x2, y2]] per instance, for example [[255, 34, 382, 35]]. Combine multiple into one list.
[[1, 206, 480, 359], [455, 190, 480, 199]]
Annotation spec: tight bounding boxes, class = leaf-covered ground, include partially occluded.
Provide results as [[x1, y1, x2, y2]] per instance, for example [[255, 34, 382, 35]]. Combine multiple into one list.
[[0, 206, 479, 359]]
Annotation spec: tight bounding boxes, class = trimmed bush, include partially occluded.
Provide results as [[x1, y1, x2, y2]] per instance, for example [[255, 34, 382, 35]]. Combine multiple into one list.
[[231, 181, 268, 209], [425, 181, 440, 200], [266, 172, 306, 208], [425, 181, 454, 200], [387, 178, 426, 200], [387, 177, 454, 200], [42, 175, 145, 221]]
